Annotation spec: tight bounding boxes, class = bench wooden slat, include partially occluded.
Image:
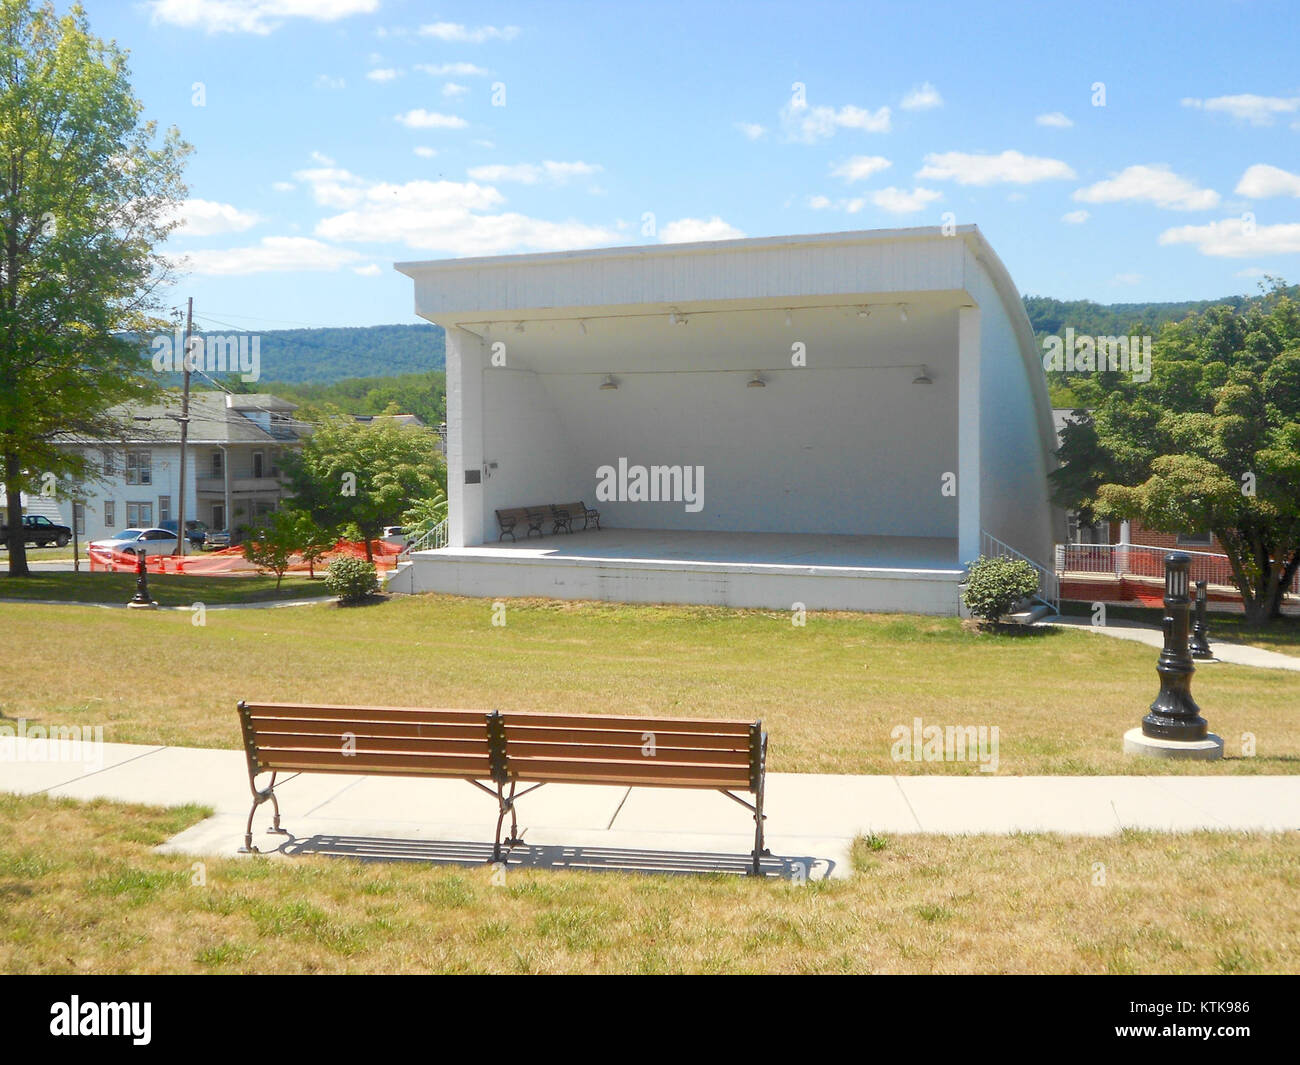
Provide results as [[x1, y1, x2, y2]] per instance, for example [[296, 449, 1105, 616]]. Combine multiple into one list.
[[501, 724, 748, 747], [501, 740, 751, 765], [254, 746, 494, 777], [254, 733, 494, 756], [504, 760, 751, 789], [250, 718, 490, 742], [244, 703, 488, 725], [501, 711, 754, 735]]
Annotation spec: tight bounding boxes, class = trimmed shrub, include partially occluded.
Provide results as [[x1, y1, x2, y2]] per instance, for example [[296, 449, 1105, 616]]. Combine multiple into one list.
[[325, 556, 379, 604], [961, 555, 1041, 622]]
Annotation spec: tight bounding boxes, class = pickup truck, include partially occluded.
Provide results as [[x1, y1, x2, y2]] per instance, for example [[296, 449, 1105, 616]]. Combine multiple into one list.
[[1, 514, 73, 548]]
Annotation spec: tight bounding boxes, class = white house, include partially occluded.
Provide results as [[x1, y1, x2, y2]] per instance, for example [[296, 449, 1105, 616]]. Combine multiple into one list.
[[52, 392, 306, 543], [391, 226, 1062, 614]]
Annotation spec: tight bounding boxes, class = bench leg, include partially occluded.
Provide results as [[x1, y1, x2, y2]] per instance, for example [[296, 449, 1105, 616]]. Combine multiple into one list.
[[751, 780, 769, 877], [240, 772, 289, 854], [491, 779, 524, 862]]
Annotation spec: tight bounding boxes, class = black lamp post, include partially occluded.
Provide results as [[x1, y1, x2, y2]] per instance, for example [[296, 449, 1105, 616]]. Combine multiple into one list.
[[1189, 579, 1213, 659], [127, 550, 157, 609], [1141, 553, 1207, 741]]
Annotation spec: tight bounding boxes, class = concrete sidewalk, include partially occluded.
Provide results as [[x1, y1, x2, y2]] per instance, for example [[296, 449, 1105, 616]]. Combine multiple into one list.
[[1043, 615, 1300, 672], [3, 740, 1298, 881]]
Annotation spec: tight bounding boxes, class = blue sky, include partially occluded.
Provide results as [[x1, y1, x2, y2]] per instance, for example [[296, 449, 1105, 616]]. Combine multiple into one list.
[[84, 0, 1300, 330]]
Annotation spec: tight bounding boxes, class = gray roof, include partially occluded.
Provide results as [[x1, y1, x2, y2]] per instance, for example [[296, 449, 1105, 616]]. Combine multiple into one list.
[[65, 391, 306, 446]]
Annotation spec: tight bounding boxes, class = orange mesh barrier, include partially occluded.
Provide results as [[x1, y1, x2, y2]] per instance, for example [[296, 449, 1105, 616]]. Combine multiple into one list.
[[87, 539, 402, 576]]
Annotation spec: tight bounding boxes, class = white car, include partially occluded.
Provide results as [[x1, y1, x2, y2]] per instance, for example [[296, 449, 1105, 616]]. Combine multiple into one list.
[[382, 526, 407, 547], [89, 527, 180, 558]]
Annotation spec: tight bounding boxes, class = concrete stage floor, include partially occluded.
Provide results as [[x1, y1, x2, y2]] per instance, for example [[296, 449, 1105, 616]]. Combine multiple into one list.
[[391, 529, 965, 613], [433, 528, 961, 573]]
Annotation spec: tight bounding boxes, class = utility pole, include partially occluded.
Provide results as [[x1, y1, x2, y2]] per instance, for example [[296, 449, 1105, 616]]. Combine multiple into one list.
[[175, 297, 193, 558]]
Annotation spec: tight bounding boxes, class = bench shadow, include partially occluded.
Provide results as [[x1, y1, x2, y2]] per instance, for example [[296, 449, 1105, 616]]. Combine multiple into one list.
[[276, 832, 834, 880]]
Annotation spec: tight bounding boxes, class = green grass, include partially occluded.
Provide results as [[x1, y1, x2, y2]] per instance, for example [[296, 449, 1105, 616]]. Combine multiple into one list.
[[1058, 600, 1300, 658], [0, 570, 328, 605], [2, 592, 1296, 773], [1, 793, 1296, 974]]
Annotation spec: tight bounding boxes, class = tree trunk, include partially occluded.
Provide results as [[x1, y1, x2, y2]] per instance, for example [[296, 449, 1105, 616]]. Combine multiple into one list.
[[4, 453, 30, 577], [364, 533, 374, 564], [1268, 550, 1299, 620]]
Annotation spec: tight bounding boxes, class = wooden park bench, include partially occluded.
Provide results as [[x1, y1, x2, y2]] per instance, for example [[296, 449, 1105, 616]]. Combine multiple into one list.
[[550, 501, 601, 533], [236, 701, 770, 873], [494, 506, 547, 541]]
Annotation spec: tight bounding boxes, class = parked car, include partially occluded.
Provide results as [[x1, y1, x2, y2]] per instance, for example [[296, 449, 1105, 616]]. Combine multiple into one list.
[[88, 527, 179, 558], [161, 519, 209, 547], [204, 528, 232, 550], [382, 526, 407, 547], [0, 514, 73, 548]]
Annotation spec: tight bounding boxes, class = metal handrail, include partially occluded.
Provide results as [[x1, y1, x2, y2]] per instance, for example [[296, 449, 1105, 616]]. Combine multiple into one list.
[[978, 530, 1060, 612], [399, 518, 447, 558], [1056, 541, 1300, 594]]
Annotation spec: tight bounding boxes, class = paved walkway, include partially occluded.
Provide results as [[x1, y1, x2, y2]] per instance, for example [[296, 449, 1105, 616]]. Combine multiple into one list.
[[1042, 616, 1300, 672], [4, 740, 1298, 880], [0, 596, 335, 610]]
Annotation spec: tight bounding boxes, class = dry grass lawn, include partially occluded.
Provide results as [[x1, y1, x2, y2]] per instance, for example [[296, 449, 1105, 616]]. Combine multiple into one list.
[[2, 594, 1297, 775], [1, 794, 1295, 974]]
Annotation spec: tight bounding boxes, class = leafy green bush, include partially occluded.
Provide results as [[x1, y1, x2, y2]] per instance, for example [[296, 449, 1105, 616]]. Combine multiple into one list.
[[961, 555, 1041, 622], [325, 556, 379, 604]]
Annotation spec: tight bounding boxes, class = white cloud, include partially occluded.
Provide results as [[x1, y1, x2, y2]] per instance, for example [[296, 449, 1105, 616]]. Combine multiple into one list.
[[807, 195, 832, 209], [272, 181, 296, 193], [413, 146, 437, 158], [147, 0, 378, 35], [1073, 164, 1219, 211], [871, 186, 942, 214], [1111, 273, 1143, 286], [917, 149, 1075, 185], [163, 198, 260, 236], [314, 74, 345, 90], [466, 161, 602, 185], [180, 236, 362, 276], [659, 216, 744, 243], [366, 68, 402, 82], [900, 82, 942, 111], [416, 62, 489, 77], [1236, 266, 1269, 278], [292, 166, 367, 208], [419, 22, 519, 43], [1158, 217, 1300, 257], [1235, 163, 1300, 199], [1182, 94, 1300, 126], [735, 122, 767, 140], [310, 151, 335, 166], [1061, 209, 1090, 224], [1036, 111, 1073, 128], [352, 263, 383, 276], [781, 99, 891, 142], [310, 175, 617, 256], [395, 109, 468, 129], [830, 155, 892, 182], [442, 82, 469, 98]]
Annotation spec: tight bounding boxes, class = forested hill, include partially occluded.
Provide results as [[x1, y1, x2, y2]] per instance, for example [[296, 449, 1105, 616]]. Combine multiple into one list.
[[155, 322, 446, 385], [1020, 289, 1295, 341]]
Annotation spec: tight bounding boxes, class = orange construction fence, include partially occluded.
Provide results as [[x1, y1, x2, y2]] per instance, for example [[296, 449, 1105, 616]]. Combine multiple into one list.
[[87, 538, 403, 576]]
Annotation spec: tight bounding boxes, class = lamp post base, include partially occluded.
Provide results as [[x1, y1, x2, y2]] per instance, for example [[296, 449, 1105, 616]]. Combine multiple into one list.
[[126, 600, 159, 610], [1123, 727, 1223, 761]]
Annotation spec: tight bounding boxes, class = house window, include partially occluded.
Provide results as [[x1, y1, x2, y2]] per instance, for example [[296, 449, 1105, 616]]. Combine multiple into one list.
[[72, 503, 85, 536], [125, 450, 152, 486], [159, 496, 171, 524], [104, 500, 115, 528], [1177, 531, 1213, 547], [252, 451, 264, 478], [211, 451, 223, 478], [126, 502, 153, 527], [102, 450, 114, 476]]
